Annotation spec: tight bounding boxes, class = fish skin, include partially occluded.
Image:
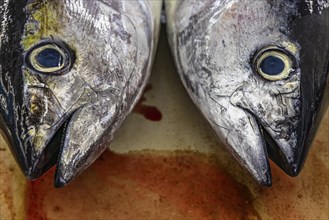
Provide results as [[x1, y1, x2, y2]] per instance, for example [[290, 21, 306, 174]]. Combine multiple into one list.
[[165, 0, 329, 186], [0, 0, 162, 187]]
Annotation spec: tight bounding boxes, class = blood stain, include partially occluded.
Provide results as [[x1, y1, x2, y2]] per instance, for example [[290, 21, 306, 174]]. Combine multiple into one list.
[[133, 84, 162, 121], [24, 150, 261, 220], [25, 168, 54, 220]]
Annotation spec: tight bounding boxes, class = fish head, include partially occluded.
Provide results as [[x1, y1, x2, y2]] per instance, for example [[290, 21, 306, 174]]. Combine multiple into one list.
[[170, 0, 329, 185], [0, 0, 158, 186]]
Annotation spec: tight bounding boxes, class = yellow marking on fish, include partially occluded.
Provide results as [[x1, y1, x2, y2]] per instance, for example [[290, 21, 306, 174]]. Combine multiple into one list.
[[23, 69, 40, 84], [27, 127, 36, 138], [30, 103, 39, 113], [21, 1, 63, 50], [282, 41, 299, 55], [32, 134, 44, 151], [30, 95, 39, 113]]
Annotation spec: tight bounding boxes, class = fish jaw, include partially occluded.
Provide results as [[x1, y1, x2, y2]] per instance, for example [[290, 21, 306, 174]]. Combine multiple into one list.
[[55, 91, 121, 187], [229, 78, 301, 177], [0, 0, 162, 186], [166, 0, 329, 185], [205, 98, 272, 185], [195, 68, 302, 185]]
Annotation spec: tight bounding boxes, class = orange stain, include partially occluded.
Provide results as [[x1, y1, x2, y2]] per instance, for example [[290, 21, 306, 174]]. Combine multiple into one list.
[[25, 150, 260, 220]]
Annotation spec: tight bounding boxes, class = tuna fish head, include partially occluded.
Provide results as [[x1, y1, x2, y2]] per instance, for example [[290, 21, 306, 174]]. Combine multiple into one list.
[[0, 0, 161, 187], [166, 0, 329, 185]]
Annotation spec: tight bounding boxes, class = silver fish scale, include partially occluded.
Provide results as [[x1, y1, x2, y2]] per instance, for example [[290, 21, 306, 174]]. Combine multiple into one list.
[[0, 0, 162, 186], [166, 0, 329, 185]]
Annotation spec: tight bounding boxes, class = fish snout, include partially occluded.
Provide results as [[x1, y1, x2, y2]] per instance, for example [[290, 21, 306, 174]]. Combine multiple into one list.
[[2, 81, 100, 182], [10, 85, 68, 180], [229, 85, 305, 179], [55, 93, 121, 187]]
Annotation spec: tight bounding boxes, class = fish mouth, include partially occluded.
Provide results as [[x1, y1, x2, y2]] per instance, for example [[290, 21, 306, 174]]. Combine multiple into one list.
[[25, 117, 70, 181], [231, 107, 303, 186], [0, 109, 74, 183], [260, 122, 299, 177], [1, 81, 121, 187], [24, 102, 116, 188]]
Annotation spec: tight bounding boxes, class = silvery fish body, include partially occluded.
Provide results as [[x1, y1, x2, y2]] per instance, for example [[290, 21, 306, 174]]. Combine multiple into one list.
[[0, 0, 162, 187], [166, 0, 329, 185]]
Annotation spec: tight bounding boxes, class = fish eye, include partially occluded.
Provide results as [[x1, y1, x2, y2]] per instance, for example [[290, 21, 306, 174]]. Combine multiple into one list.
[[25, 40, 74, 74], [253, 46, 296, 81]]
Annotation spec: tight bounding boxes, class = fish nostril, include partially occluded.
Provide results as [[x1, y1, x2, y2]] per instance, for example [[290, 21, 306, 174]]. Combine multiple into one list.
[[229, 90, 244, 106]]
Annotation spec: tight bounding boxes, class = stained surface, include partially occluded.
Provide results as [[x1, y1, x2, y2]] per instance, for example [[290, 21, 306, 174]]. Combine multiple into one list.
[[24, 151, 261, 220], [0, 28, 328, 220], [133, 85, 163, 122]]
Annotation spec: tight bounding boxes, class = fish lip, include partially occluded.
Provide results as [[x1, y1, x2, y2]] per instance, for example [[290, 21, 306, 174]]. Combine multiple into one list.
[[54, 168, 71, 188], [243, 108, 300, 177], [24, 104, 86, 180], [260, 123, 299, 177], [24, 118, 70, 180], [208, 104, 273, 186], [262, 176, 272, 187]]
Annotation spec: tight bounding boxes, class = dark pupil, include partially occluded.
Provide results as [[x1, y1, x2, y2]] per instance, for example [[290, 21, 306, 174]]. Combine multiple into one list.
[[260, 55, 285, 75], [36, 48, 63, 68]]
